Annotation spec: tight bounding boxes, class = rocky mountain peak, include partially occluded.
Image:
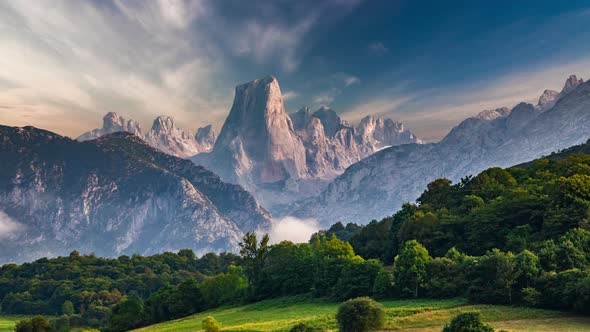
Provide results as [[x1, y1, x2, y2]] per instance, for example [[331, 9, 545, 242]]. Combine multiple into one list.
[[474, 107, 512, 120], [537, 90, 560, 111], [195, 125, 217, 151], [208, 76, 308, 184], [79, 113, 215, 158], [312, 106, 343, 137], [291, 107, 313, 131], [151, 115, 177, 134], [561, 74, 584, 95], [78, 112, 143, 142]]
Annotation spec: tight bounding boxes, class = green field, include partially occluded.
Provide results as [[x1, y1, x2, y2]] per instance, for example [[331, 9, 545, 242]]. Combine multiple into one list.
[[0, 316, 30, 332], [134, 296, 590, 332]]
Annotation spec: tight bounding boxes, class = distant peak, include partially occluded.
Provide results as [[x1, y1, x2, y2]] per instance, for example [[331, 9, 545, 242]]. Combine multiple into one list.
[[237, 76, 279, 90], [474, 107, 511, 120], [152, 115, 176, 132], [561, 74, 584, 95]]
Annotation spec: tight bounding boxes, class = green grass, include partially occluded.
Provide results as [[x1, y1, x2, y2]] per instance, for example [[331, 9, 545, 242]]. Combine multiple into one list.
[[0, 315, 31, 332], [134, 296, 589, 332]]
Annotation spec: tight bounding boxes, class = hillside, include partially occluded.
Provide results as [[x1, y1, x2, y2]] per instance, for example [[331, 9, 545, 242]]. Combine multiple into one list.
[[134, 296, 587, 332], [0, 125, 270, 263]]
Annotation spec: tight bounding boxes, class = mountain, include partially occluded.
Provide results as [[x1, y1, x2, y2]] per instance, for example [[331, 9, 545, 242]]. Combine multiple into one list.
[[0, 125, 270, 263], [195, 125, 217, 151], [193, 76, 420, 210], [294, 74, 590, 226], [536, 74, 584, 111], [78, 113, 216, 158], [77, 112, 144, 141]]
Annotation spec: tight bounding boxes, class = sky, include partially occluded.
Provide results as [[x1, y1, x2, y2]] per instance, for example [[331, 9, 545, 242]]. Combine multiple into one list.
[[0, 1, 590, 142]]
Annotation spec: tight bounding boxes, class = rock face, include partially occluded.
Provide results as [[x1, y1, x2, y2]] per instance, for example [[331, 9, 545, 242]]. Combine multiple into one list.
[[536, 75, 584, 111], [194, 76, 420, 210], [295, 75, 590, 226], [0, 126, 271, 263], [78, 113, 215, 158], [77, 112, 144, 141], [195, 125, 217, 151], [205, 76, 308, 185]]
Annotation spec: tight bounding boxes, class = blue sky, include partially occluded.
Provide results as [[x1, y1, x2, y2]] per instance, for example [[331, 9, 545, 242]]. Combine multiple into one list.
[[1, 1, 589, 141]]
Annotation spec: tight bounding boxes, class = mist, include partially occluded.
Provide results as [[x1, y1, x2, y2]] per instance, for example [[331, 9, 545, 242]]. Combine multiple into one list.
[[264, 216, 320, 244], [0, 211, 23, 239]]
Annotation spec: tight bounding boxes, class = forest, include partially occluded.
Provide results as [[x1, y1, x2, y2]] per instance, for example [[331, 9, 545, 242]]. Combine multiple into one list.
[[3, 143, 590, 331]]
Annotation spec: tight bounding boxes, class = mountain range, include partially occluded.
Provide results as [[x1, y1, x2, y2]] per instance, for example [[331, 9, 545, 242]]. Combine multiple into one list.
[[78, 76, 420, 210], [78, 112, 217, 158], [193, 76, 421, 209], [0, 126, 270, 263], [293, 75, 589, 225], [2, 73, 589, 262]]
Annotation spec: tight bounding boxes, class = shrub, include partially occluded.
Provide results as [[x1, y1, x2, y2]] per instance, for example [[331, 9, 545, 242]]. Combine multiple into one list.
[[202, 316, 221, 332], [290, 322, 315, 332], [15, 316, 51, 332], [521, 287, 541, 307], [62, 300, 75, 315], [336, 297, 384, 332], [442, 311, 494, 332]]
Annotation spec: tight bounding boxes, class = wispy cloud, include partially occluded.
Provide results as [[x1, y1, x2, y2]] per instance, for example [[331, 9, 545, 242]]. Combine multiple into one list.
[[0, 0, 361, 137], [344, 75, 361, 86], [340, 96, 415, 123], [345, 57, 590, 142], [312, 88, 341, 105], [283, 90, 300, 101], [368, 41, 389, 55]]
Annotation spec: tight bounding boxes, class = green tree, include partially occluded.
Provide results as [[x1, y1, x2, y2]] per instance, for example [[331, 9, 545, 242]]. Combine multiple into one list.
[[336, 297, 384, 332], [239, 232, 270, 297], [442, 311, 494, 332], [14, 316, 51, 332], [200, 265, 247, 307], [372, 269, 394, 299], [62, 300, 74, 316], [417, 178, 453, 209], [107, 297, 144, 332], [336, 257, 382, 300], [515, 250, 541, 288], [394, 240, 432, 298], [201, 316, 221, 332]]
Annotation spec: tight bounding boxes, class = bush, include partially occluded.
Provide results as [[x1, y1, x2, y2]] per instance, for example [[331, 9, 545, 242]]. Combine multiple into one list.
[[15, 316, 51, 332], [202, 316, 221, 332], [521, 287, 541, 307], [290, 322, 315, 332], [336, 297, 384, 332], [442, 311, 494, 332]]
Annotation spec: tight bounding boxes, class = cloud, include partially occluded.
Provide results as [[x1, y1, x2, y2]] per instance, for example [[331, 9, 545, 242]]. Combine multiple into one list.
[[282, 90, 300, 101], [0, 1, 233, 138], [342, 57, 590, 142], [368, 41, 389, 55], [212, 1, 362, 73], [344, 75, 360, 86], [312, 88, 341, 105], [263, 216, 320, 245], [0, 211, 23, 239], [340, 95, 415, 123]]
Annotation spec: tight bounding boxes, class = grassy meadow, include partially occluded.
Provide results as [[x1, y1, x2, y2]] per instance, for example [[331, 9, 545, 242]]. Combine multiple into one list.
[[0, 316, 30, 332], [134, 296, 589, 332]]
